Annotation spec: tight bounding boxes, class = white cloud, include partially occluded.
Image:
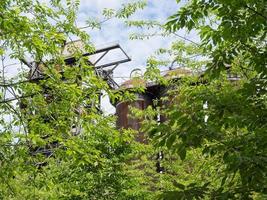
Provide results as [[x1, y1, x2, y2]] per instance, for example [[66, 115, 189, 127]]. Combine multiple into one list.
[[1, 0, 198, 114], [77, 0, 183, 76], [74, 0, 200, 113]]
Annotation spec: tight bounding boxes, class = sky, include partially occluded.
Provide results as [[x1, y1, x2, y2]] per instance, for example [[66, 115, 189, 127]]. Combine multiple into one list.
[[2, 0, 199, 114], [73, 0, 198, 113], [76, 0, 197, 79], [4, 0, 193, 82]]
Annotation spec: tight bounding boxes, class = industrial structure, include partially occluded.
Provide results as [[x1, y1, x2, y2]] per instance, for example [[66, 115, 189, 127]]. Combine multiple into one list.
[[20, 39, 192, 164], [0, 39, 239, 170], [13, 40, 132, 159], [0, 40, 131, 104], [111, 68, 193, 173], [113, 68, 193, 143]]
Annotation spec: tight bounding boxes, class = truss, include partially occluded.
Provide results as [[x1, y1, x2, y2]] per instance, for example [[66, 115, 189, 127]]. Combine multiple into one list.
[[0, 42, 131, 104]]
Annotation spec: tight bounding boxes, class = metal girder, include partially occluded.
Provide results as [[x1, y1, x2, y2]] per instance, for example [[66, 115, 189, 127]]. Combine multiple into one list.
[[0, 43, 131, 104], [64, 43, 131, 68]]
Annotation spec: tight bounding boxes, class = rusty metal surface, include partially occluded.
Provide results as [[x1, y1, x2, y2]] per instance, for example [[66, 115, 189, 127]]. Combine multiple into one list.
[[116, 93, 152, 143], [115, 72, 188, 143]]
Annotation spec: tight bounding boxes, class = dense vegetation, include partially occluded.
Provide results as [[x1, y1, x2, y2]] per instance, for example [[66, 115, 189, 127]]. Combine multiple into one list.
[[0, 0, 266, 199], [140, 0, 267, 199]]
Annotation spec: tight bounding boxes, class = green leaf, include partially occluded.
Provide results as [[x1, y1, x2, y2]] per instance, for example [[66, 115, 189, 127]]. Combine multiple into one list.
[[173, 181, 185, 190], [166, 134, 176, 149]]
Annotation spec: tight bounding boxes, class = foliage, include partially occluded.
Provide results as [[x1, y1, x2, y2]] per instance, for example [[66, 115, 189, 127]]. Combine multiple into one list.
[[1, 0, 266, 199], [139, 0, 267, 199], [0, 0, 147, 199], [86, 1, 147, 30]]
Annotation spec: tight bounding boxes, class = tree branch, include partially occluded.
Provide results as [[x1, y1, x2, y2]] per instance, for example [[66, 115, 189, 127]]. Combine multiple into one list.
[[245, 5, 267, 20]]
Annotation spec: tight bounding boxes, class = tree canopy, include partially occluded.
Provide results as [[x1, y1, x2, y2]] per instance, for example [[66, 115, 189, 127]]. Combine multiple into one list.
[[140, 0, 267, 199], [0, 0, 266, 199]]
